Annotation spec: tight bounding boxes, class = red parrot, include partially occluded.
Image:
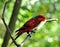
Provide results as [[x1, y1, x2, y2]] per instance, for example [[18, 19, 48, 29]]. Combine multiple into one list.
[[15, 14, 46, 40]]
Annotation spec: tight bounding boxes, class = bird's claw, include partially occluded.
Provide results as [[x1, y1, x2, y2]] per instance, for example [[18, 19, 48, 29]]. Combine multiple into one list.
[[32, 31, 35, 33], [27, 34, 31, 37]]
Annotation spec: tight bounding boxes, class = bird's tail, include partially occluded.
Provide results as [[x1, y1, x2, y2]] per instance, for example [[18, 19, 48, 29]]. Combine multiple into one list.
[[10, 34, 20, 45], [15, 30, 25, 40], [10, 30, 24, 45], [15, 34, 20, 40]]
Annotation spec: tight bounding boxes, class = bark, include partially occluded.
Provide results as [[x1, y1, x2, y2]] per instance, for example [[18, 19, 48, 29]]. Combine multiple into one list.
[[2, 0, 22, 47]]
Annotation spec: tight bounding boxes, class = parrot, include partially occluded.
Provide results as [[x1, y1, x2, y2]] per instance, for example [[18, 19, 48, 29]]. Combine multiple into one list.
[[15, 14, 46, 40]]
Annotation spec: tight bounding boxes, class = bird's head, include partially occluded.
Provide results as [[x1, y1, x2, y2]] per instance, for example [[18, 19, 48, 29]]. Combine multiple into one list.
[[37, 14, 46, 21]]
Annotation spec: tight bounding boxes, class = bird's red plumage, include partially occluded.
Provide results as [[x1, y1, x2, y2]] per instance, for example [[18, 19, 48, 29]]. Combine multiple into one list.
[[15, 14, 46, 40]]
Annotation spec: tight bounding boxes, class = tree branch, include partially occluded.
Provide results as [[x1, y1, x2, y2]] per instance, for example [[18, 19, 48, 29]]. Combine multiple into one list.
[[2, 0, 11, 18], [1, 0, 21, 47], [46, 18, 58, 22], [2, 16, 19, 47]]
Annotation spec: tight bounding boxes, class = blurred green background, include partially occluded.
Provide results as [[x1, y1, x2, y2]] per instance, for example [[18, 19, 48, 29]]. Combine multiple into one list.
[[0, 0, 60, 47]]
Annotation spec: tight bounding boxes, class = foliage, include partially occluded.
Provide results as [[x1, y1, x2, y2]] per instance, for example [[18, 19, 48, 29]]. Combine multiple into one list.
[[0, 0, 60, 47]]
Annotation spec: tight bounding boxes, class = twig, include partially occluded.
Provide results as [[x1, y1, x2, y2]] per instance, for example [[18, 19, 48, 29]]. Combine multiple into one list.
[[2, 0, 11, 18], [1, 0, 20, 47], [46, 18, 58, 22]]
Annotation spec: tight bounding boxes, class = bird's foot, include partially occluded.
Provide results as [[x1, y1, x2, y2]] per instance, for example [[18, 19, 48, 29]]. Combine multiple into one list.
[[32, 28, 37, 33], [32, 31, 35, 33], [34, 28, 37, 31], [27, 34, 31, 37]]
